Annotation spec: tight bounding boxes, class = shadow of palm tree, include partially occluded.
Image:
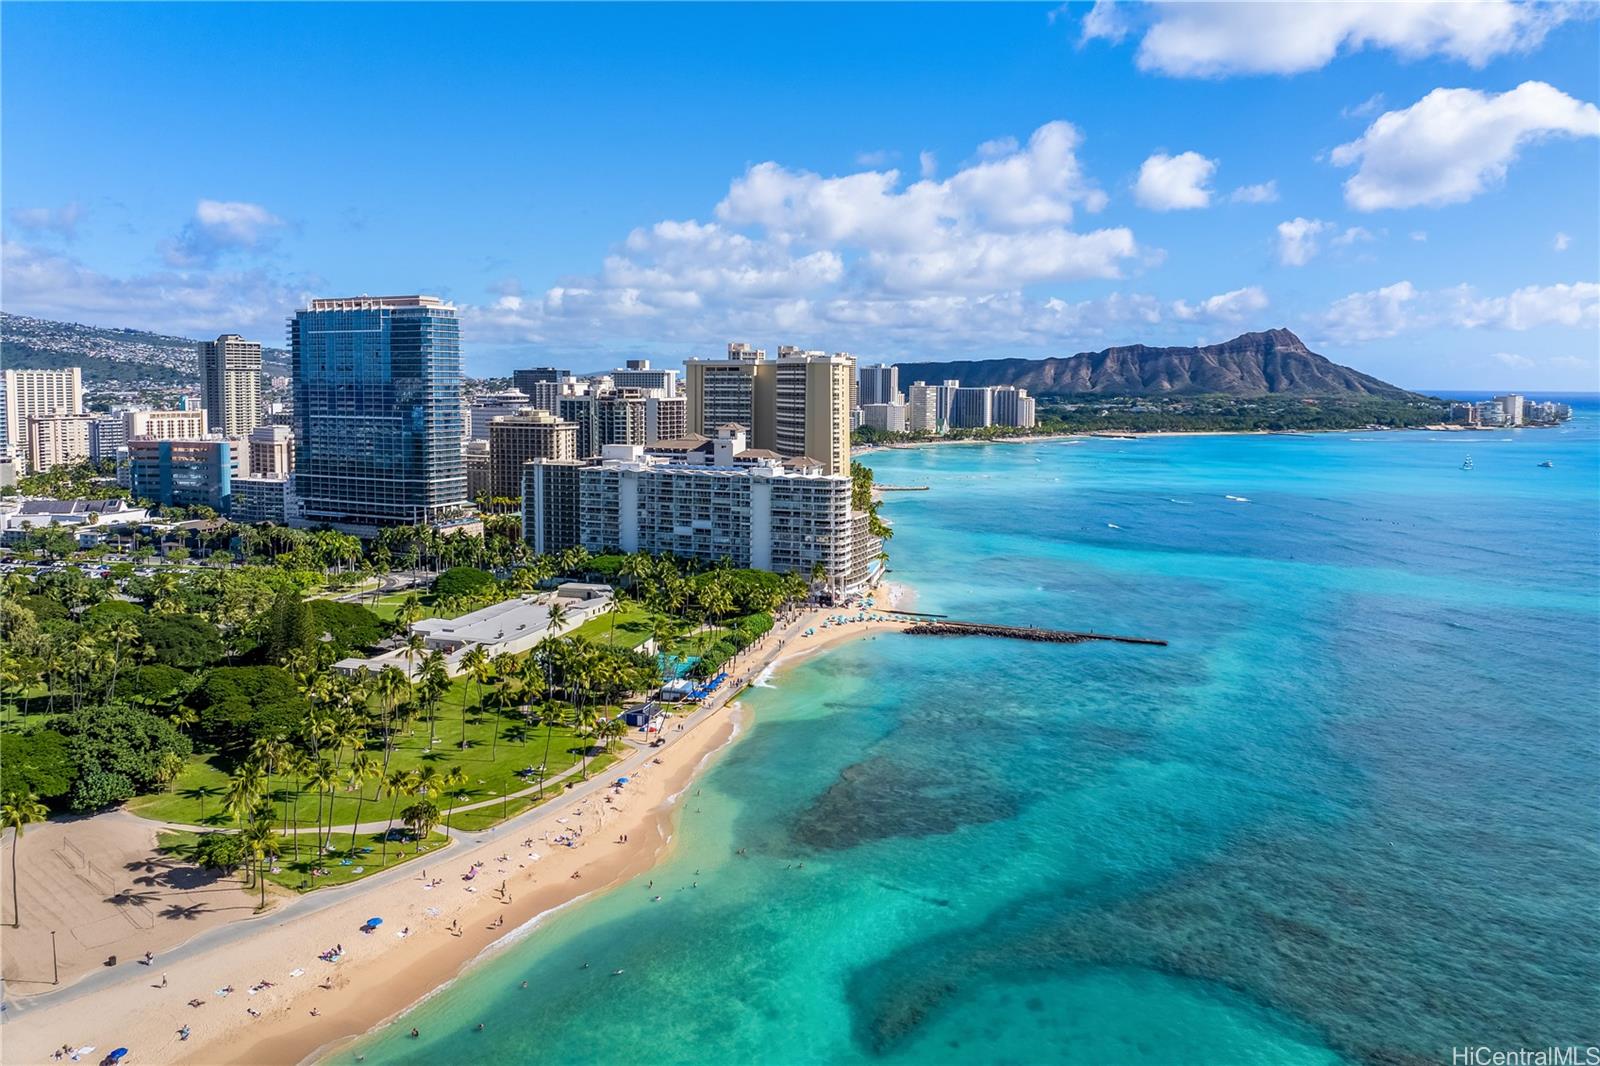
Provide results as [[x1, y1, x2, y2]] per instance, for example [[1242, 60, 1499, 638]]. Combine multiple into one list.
[[159, 902, 210, 921], [107, 888, 162, 908]]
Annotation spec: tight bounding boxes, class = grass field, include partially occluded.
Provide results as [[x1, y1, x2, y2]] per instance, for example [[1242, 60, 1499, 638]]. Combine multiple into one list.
[[128, 671, 628, 831]]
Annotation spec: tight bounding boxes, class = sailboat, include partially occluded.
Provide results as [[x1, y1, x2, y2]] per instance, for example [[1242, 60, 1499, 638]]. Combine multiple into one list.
[[1461, 455, 1474, 470]]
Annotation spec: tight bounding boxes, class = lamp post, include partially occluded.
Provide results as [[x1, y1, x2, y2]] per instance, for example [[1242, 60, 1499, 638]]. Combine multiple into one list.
[[51, 929, 59, 985]]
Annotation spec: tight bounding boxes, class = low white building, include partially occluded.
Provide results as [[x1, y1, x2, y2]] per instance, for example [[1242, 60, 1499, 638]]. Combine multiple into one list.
[[0, 498, 155, 545], [333, 582, 612, 678]]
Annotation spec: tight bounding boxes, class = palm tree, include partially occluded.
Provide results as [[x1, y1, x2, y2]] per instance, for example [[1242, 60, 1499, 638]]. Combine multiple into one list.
[[285, 750, 312, 858], [306, 759, 336, 855], [373, 667, 406, 767], [343, 752, 378, 851], [378, 768, 417, 868], [488, 652, 518, 760], [460, 647, 491, 750], [224, 766, 264, 829], [441, 768, 470, 832], [400, 799, 440, 849], [243, 817, 281, 910], [102, 618, 142, 701], [546, 600, 570, 638], [420, 651, 449, 746], [1, 793, 49, 927]]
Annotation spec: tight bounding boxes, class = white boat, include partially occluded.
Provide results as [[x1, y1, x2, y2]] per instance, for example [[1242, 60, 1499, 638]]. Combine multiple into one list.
[[1538, 460, 1554, 468]]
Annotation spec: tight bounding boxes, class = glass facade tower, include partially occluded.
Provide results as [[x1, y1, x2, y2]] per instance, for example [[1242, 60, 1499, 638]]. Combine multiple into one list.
[[290, 295, 467, 532]]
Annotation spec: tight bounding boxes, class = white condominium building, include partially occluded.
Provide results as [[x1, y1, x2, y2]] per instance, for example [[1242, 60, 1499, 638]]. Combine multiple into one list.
[[861, 402, 908, 433], [197, 334, 263, 437], [126, 408, 209, 440], [27, 414, 93, 472], [545, 436, 875, 593], [906, 382, 942, 433], [2, 367, 84, 472]]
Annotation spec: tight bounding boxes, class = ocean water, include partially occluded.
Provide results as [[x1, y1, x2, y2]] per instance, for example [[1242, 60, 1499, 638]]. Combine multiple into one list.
[[343, 406, 1600, 1066]]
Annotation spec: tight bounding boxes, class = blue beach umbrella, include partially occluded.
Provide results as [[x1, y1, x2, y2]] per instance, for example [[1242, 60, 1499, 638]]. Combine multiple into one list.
[[108, 1051, 129, 1063], [366, 917, 383, 927]]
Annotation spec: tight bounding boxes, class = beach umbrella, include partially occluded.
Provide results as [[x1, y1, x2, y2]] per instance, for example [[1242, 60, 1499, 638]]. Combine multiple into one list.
[[366, 917, 383, 927], [617, 777, 630, 784], [108, 1051, 129, 1063]]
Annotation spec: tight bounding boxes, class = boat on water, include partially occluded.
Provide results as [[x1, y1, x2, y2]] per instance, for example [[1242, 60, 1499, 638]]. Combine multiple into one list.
[[1461, 456, 1475, 470], [1538, 460, 1554, 468]]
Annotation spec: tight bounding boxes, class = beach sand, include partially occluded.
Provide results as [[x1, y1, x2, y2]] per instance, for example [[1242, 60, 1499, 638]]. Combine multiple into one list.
[[0, 594, 914, 1066]]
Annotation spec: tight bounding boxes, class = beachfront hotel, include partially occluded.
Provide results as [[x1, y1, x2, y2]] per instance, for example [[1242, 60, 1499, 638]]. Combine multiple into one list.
[[683, 343, 854, 475], [523, 425, 879, 593]]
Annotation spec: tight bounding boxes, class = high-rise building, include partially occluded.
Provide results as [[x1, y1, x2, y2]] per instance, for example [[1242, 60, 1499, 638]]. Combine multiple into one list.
[[197, 334, 263, 437], [27, 414, 93, 472], [512, 367, 570, 395], [645, 395, 687, 444], [564, 443, 874, 592], [128, 438, 237, 513], [521, 458, 584, 556], [991, 386, 1037, 428], [232, 475, 293, 524], [950, 386, 994, 429], [860, 403, 908, 433], [126, 409, 208, 440], [685, 343, 775, 440], [248, 424, 295, 477], [774, 348, 853, 476], [608, 359, 677, 396], [906, 382, 942, 434], [858, 363, 900, 406], [2, 368, 83, 473], [463, 440, 493, 501], [489, 408, 578, 499], [1492, 394, 1526, 427], [290, 295, 467, 533], [559, 390, 646, 458], [88, 413, 129, 462], [469, 388, 531, 440]]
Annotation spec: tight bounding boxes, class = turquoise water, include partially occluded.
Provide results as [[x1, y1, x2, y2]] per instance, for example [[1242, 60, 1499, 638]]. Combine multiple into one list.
[[344, 408, 1600, 1065]]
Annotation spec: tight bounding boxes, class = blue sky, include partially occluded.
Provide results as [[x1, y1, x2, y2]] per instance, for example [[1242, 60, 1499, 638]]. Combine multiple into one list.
[[3, 1, 1597, 389]]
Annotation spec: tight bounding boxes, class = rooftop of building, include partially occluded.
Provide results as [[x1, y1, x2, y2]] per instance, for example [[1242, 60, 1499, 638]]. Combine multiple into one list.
[[15, 498, 142, 516], [304, 295, 452, 311]]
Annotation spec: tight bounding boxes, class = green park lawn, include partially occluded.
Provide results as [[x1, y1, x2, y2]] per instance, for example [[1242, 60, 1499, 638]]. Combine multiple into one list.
[[129, 671, 629, 831], [158, 827, 453, 894]]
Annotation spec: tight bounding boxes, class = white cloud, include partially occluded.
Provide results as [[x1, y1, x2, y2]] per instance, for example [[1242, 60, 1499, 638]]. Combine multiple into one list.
[[1101, 1, 1585, 78], [1553, 232, 1572, 251], [1171, 285, 1269, 323], [1342, 93, 1386, 119], [1332, 81, 1600, 211], [1134, 151, 1216, 210], [3, 239, 308, 336], [165, 199, 287, 266], [1410, 231, 1429, 242], [7, 203, 84, 240], [1079, 0, 1133, 44], [856, 148, 898, 168], [1331, 226, 1377, 247], [1490, 351, 1534, 369], [458, 121, 1162, 354], [1320, 279, 1600, 342], [919, 150, 938, 179], [1276, 217, 1333, 266], [1229, 181, 1279, 204]]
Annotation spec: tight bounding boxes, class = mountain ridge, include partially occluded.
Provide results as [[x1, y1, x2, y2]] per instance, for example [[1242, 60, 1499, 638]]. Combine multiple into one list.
[[894, 329, 1420, 400], [0, 312, 290, 385]]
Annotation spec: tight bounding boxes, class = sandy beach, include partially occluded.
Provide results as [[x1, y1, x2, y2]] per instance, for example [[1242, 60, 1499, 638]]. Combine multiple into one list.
[[0, 595, 915, 1066]]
